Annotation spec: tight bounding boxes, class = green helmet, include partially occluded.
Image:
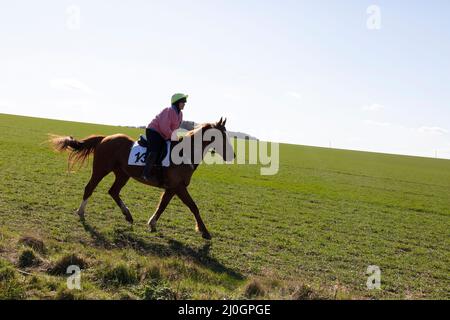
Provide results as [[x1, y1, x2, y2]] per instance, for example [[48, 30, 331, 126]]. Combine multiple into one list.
[[171, 93, 189, 105]]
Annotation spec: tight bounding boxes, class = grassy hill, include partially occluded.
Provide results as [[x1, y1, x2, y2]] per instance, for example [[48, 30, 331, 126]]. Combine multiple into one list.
[[0, 113, 449, 299]]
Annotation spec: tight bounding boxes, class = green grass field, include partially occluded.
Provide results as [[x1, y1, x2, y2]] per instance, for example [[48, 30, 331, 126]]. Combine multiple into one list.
[[0, 113, 449, 300]]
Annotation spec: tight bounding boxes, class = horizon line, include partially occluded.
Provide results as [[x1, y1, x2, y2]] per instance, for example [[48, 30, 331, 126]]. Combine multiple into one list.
[[1, 112, 449, 161]]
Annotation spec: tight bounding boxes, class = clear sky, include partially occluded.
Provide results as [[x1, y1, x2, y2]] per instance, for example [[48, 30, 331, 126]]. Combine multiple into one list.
[[1, 0, 449, 158]]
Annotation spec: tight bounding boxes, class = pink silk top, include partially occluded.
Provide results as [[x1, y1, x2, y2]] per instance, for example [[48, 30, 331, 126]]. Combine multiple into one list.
[[147, 106, 183, 140]]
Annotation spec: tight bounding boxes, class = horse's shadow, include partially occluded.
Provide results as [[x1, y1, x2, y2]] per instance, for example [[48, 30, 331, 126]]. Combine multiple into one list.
[[81, 219, 112, 249], [81, 219, 243, 281]]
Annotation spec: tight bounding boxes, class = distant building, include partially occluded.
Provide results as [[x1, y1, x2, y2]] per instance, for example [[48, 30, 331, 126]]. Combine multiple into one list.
[[181, 121, 257, 140], [131, 120, 258, 140]]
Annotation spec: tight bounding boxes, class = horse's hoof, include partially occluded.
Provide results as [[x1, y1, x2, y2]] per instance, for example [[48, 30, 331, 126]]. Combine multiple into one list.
[[202, 232, 212, 240], [148, 222, 157, 233], [125, 216, 134, 224], [76, 210, 85, 219]]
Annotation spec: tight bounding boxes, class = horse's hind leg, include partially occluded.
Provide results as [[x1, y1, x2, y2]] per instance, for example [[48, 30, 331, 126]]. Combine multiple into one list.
[[109, 168, 133, 223], [77, 170, 109, 219], [148, 189, 175, 232]]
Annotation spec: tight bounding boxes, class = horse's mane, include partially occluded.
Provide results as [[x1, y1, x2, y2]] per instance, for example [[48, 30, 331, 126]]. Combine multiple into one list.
[[178, 123, 214, 142], [185, 123, 213, 137]]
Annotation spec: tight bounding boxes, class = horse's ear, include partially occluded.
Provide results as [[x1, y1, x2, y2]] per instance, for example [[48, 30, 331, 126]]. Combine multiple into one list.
[[223, 118, 227, 126], [217, 117, 223, 126]]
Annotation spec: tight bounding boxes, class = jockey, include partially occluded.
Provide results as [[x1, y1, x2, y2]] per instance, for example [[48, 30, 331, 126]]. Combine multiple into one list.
[[142, 93, 187, 181]]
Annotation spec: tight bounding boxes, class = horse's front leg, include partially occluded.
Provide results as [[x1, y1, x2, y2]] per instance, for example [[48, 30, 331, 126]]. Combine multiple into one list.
[[148, 189, 175, 232], [176, 186, 211, 240]]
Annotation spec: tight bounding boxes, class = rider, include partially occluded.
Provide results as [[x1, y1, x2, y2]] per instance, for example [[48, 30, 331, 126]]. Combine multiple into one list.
[[142, 93, 187, 181]]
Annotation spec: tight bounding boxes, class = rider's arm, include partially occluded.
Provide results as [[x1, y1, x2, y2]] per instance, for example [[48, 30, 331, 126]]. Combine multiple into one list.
[[158, 107, 180, 141]]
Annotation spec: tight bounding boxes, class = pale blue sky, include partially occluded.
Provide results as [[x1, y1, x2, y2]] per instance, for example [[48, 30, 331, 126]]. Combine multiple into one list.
[[1, 0, 449, 158]]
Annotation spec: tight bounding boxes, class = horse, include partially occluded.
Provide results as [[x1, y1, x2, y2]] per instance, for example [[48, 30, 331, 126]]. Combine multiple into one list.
[[49, 117, 235, 240]]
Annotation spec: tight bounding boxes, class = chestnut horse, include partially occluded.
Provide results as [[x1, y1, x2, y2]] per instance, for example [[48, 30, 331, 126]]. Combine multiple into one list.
[[50, 118, 234, 240]]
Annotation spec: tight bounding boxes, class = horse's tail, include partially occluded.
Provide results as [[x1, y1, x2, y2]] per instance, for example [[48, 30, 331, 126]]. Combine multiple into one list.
[[49, 134, 105, 170]]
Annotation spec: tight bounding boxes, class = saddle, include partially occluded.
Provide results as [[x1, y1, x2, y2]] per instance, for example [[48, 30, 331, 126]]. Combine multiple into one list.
[[137, 134, 168, 166], [137, 134, 149, 148]]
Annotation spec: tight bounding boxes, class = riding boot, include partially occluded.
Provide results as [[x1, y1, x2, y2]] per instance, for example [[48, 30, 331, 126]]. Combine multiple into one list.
[[142, 151, 158, 181]]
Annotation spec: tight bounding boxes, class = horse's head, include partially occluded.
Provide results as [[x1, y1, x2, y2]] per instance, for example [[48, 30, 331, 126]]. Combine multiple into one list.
[[185, 118, 235, 163], [208, 117, 235, 162]]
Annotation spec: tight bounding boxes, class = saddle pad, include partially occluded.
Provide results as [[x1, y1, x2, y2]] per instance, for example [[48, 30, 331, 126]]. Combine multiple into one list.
[[128, 141, 171, 167]]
